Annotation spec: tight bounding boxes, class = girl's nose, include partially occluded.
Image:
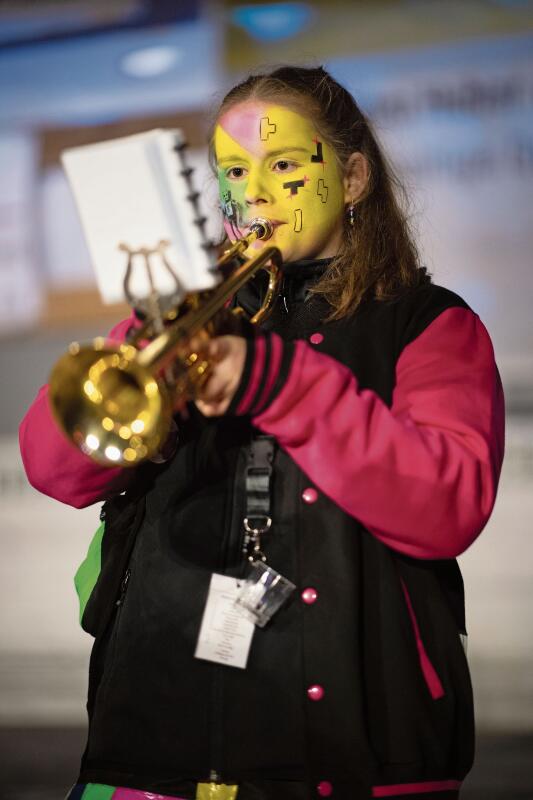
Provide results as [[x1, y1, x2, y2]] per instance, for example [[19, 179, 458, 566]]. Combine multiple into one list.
[[245, 169, 273, 206]]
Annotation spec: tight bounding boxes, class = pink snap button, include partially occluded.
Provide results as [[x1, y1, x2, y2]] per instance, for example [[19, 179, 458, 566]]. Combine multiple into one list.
[[307, 684, 325, 701], [310, 332, 324, 345], [301, 587, 318, 605], [302, 487, 318, 504], [317, 781, 333, 797]]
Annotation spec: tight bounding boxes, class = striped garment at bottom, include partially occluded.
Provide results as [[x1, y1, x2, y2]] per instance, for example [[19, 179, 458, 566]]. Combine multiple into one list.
[[66, 785, 187, 800]]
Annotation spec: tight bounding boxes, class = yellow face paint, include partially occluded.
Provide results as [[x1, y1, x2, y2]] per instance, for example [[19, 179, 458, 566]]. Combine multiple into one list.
[[215, 102, 346, 263]]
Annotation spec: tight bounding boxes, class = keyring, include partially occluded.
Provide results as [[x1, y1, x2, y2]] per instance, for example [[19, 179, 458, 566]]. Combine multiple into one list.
[[243, 516, 272, 536]]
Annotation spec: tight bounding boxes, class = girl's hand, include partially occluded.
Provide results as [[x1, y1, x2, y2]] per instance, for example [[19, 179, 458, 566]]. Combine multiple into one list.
[[194, 335, 247, 417]]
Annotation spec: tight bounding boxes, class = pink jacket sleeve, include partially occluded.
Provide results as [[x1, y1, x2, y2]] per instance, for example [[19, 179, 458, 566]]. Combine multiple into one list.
[[19, 314, 139, 509], [232, 307, 505, 560]]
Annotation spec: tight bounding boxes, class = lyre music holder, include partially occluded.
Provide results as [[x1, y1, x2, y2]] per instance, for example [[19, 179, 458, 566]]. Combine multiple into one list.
[[119, 239, 185, 331]]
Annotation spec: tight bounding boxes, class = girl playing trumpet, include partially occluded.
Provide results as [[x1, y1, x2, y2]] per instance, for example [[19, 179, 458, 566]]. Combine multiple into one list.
[[20, 66, 504, 800]]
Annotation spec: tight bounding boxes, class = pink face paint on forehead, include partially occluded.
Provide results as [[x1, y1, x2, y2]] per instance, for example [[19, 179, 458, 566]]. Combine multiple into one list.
[[217, 101, 275, 157]]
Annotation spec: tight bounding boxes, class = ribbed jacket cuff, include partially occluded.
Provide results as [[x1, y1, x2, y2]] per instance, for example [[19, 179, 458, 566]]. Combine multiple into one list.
[[227, 332, 295, 417]]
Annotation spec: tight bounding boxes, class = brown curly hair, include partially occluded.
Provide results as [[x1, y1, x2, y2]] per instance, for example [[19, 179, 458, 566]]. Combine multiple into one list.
[[209, 65, 429, 319]]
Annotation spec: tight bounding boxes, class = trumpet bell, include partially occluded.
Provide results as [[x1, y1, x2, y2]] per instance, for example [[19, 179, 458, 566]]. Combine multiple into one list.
[[49, 339, 171, 466]]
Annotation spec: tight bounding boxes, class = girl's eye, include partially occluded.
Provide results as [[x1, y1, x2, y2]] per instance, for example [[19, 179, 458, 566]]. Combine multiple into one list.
[[273, 159, 297, 173], [226, 166, 247, 180]]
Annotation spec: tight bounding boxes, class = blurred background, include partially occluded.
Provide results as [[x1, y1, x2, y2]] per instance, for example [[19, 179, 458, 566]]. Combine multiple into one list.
[[0, 0, 532, 798]]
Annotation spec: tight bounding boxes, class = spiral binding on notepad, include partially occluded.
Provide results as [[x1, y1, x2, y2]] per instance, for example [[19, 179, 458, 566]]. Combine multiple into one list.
[[172, 136, 218, 255]]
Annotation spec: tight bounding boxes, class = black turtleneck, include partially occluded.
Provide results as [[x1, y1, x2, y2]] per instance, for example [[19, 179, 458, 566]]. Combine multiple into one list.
[[234, 257, 333, 321]]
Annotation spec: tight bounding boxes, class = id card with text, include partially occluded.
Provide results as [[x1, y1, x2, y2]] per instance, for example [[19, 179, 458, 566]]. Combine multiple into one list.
[[195, 574, 255, 669]]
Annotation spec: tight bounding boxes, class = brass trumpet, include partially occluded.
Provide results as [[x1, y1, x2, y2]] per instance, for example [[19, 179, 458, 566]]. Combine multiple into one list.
[[48, 218, 282, 467]]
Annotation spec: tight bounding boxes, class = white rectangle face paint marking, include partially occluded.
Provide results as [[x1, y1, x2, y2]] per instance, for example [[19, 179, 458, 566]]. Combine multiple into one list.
[[194, 574, 255, 669]]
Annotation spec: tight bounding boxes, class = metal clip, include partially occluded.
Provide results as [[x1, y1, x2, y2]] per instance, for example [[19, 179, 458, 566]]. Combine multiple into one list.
[[243, 516, 272, 536], [242, 516, 271, 563]]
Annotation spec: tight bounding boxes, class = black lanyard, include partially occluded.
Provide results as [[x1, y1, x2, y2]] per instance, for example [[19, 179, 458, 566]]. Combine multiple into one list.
[[242, 434, 276, 561]]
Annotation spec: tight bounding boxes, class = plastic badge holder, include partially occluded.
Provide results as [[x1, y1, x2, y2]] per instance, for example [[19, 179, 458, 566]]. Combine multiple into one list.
[[235, 561, 296, 628]]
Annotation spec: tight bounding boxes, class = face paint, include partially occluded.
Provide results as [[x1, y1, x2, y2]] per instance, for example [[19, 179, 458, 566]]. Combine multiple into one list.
[[311, 139, 324, 164], [214, 102, 346, 263], [283, 178, 307, 196]]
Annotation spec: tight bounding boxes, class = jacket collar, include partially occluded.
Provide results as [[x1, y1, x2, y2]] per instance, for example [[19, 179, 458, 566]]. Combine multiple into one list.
[[281, 257, 332, 307], [234, 257, 332, 317]]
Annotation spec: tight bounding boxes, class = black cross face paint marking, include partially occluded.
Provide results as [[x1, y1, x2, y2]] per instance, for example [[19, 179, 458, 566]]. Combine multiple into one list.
[[293, 209, 303, 232], [311, 138, 324, 164], [283, 178, 306, 196], [317, 178, 329, 203], [260, 117, 277, 140]]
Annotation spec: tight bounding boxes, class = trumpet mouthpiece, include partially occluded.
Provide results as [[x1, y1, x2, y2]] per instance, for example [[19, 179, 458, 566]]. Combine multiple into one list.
[[249, 217, 273, 241]]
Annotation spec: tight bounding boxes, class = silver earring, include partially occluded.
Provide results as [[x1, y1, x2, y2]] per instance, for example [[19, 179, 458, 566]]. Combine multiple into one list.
[[348, 202, 356, 227]]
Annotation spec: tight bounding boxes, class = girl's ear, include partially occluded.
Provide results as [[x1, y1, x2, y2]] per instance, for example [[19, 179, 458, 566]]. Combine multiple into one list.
[[343, 152, 370, 204]]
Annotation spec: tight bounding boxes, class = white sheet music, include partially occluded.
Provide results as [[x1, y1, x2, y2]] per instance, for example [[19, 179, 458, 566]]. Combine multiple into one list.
[[61, 129, 217, 305]]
